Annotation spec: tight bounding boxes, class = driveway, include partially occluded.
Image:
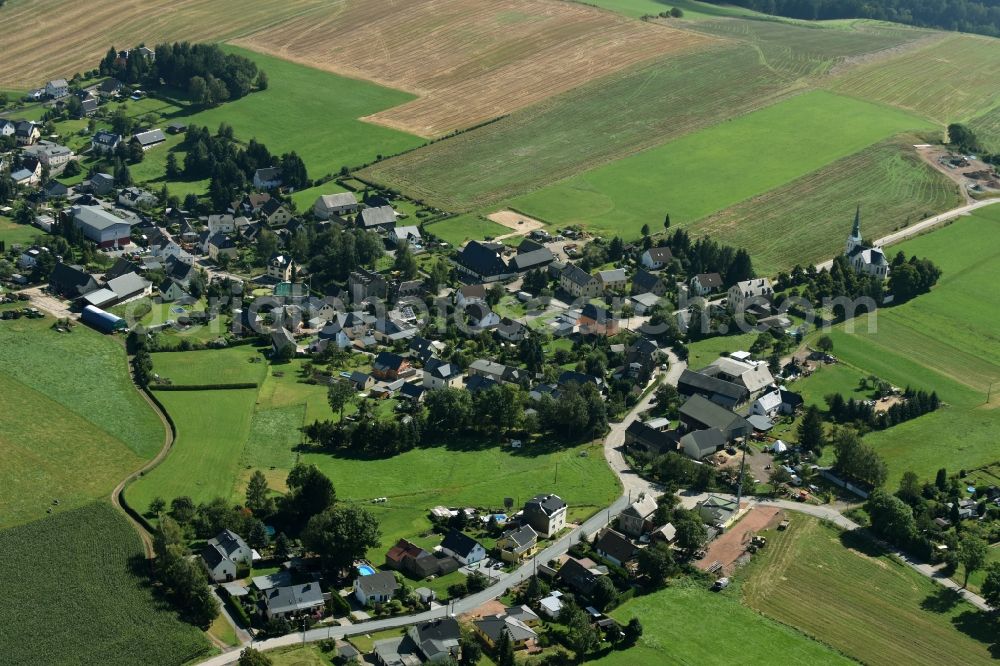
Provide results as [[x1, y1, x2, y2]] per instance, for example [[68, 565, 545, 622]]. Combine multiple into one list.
[[19, 286, 75, 319]]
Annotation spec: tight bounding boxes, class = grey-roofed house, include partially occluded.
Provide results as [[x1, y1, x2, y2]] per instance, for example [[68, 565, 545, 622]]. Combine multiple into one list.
[[677, 368, 749, 409], [679, 395, 752, 442], [680, 428, 728, 460], [440, 529, 486, 565], [359, 205, 397, 231], [631, 269, 668, 296], [629, 292, 661, 315], [106, 272, 151, 303], [496, 317, 528, 342], [702, 356, 774, 394], [641, 246, 674, 270], [49, 263, 99, 298], [201, 529, 251, 582], [597, 268, 627, 291], [559, 263, 599, 298], [593, 528, 637, 566], [690, 272, 723, 296], [618, 495, 658, 538], [313, 192, 359, 219], [496, 524, 538, 563], [454, 240, 513, 283], [374, 617, 462, 666], [354, 570, 398, 605], [623, 420, 677, 456], [509, 247, 554, 272], [474, 613, 538, 650], [131, 128, 166, 150], [253, 167, 282, 190], [92, 131, 122, 155], [423, 357, 464, 389], [263, 582, 324, 620], [523, 494, 567, 538]]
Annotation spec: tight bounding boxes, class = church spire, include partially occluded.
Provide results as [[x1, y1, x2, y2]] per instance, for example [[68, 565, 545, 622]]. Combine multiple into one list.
[[851, 204, 862, 241]]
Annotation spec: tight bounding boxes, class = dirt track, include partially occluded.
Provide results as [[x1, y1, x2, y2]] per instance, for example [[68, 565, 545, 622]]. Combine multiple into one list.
[[695, 505, 783, 575]]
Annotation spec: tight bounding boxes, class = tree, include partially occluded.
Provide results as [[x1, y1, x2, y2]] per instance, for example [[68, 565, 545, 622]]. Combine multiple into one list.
[[495, 631, 516, 666], [957, 535, 988, 588], [283, 463, 336, 528], [816, 335, 834, 352], [669, 6, 684, 17], [637, 542, 674, 585], [624, 617, 643, 646], [459, 633, 483, 666], [327, 380, 356, 424], [170, 496, 196, 523], [896, 471, 922, 506], [832, 428, 888, 488], [981, 562, 1000, 611], [273, 532, 291, 560], [246, 470, 275, 517], [393, 242, 418, 280], [148, 496, 166, 516], [935, 468, 948, 491], [62, 160, 81, 178], [865, 489, 916, 547], [238, 647, 273, 666], [562, 602, 600, 659], [663, 213, 671, 231], [796, 405, 825, 454], [673, 514, 707, 555], [302, 505, 381, 573], [641, 223, 650, 237], [590, 575, 618, 611], [947, 123, 979, 153], [165, 152, 181, 179], [255, 71, 269, 91]]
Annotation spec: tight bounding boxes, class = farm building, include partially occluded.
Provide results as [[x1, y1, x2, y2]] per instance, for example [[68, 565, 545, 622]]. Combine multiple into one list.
[[71, 205, 133, 248], [131, 129, 166, 151], [313, 192, 359, 219], [81, 305, 126, 333]]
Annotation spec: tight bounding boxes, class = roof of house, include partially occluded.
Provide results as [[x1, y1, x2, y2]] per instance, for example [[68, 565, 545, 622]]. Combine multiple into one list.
[[557, 557, 602, 595], [387, 539, 430, 563], [597, 268, 627, 283], [374, 351, 407, 371], [693, 272, 723, 288], [623, 495, 658, 521], [474, 614, 538, 644], [644, 246, 674, 263], [558, 370, 600, 387], [457, 284, 486, 301], [632, 269, 664, 292], [580, 302, 613, 323], [509, 247, 553, 272], [499, 524, 538, 552], [561, 263, 595, 287], [680, 428, 727, 458], [255, 167, 281, 181], [72, 205, 131, 231], [107, 272, 149, 297], [679, 394, 751, 433], [457, 241, 509, 278], [271, 327, 296, 350], [441, 529, 483, 558], [496, 317, 527, 337], [704, 357, 774, 393], [594, 528, 637, 563], [50, 262, 98, 296], [780, 389, 804, 408], [201, 543, 229, 570], [132, 128, 165, 146], [677, 369, 749, 402], [355, 570, 398, 597], [525, 494, 566, 517], [264, 583, 324, 614], [393, 225, 421, 241], [409, 618, 461, 658], [360, 205, 397, 228], [755, 389, 783, 413], [631, 292, 660, 308], [316, 192, 358, 209], [424, 356, 462, 380]]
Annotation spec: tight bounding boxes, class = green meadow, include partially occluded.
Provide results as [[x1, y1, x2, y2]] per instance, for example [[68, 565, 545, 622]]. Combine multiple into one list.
[[0, 214, 43, 247], [815, 205, 1000, 485], [595, 579, 853, 665], [742, 516, 995, 665], [583, 0, 762, 20], [508, 91, 931, 239], [424, 214, 510, 247]]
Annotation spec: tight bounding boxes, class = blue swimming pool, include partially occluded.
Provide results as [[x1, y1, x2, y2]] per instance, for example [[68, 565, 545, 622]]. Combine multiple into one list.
[[357, 564, 376, 576]]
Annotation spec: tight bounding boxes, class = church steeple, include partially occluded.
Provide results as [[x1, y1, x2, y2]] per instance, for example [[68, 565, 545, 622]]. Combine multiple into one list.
[[846, 205, 863, 255]]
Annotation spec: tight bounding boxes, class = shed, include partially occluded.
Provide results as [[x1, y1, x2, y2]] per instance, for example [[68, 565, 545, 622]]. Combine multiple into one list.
[[81, 305, 126, 333]]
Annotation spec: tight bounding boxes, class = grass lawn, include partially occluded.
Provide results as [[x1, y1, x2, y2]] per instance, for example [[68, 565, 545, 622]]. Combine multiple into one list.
[[267, 645, 334, 666], [685, 331, 761, 370], [593, 579, 853, 665], [288, 180, 349, 212], [424, 214, 510, 247], [0, 214, 45, 247], [741, 515, 996, 665], [0, 502, 211, 666], [126, 389, 258, 512], [508, 90, 932, 240], [812, 206, 1000, 485], [191, 46, 424, 180], [151, 345, 268, 386], [0, 310, 164, 527], [207, 614, 239, 648], [956, 544, 1000, 595]]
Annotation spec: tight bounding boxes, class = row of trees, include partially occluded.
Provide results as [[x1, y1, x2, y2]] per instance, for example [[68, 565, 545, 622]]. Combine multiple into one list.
[[707, 0, 1000, 37], [825, 388, 940, 431]]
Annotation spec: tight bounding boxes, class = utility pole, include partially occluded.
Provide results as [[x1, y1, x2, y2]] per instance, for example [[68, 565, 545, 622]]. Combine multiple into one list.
[[736, 439, 748, 509]]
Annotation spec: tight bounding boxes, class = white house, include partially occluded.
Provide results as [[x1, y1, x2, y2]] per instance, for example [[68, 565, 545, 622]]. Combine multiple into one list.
[[253, 167, 282, 190], [522, 494, 567, 538], [313, 192, 358, 219], [91, 131, 122, 154], [641, 246, 673, 270], [390, 225, 422, 247], [45, 79, 69, 99], [440, 529, 487, 565], [423, 357, 464, 389], [0, 119, 14, 137], [24, 141, 73, 169], [690, 272, 723, 297], [354, 571, 398, 605], [207, 214, 236, 235], [263, 583, 324, 620], [200, 530, 252, 583], [727, 278, 773, 312]]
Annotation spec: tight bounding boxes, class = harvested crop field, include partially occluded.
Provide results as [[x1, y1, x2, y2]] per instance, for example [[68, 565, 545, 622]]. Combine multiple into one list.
[[828, 33, 1000, 124], [233, 0, 714, 137], [0, 0, 327, 88]]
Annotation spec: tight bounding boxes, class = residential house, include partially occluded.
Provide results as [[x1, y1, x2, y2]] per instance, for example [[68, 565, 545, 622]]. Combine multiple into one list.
[[698, 495, 739, 526], [678, 395, 752, 442], [164, 255, 196, 286], [271, 327, 298, 357], [468, 359, 522, 384], [440, 529, 487, 565], [845, 207, 889, 278], [465, 374, 498, 394], [690, 272, 723, 297], [348, 267, 387, 302], [200, 530, 252, 583], [24, 141, 73, 169], [650, 523, 677, 545], [728, 278, 773, 312], [10, 164, 41, 187], [79, 97, 99, 117], [579, 302, 618, 337], [618, 495, 658, 538], [557, 369, 602, 390], [399, 382, 426, 404], [539, 591, 564, 619], [131, 129, 166, 151], [260, 198, 292, 226], [359, 205, 397, 232], [676, 369, 749, 410], [557, 557, 605, 597], [267, 254, 295, 282], [560, 263, 600, 298], [390, 225, 422, 247], [463, 302, 501, 332], [522, 494, 567, 538], [373, 618, 462, 666], [629, 292, 661, 316], [97, 77, 123, 97], [91, 130, 122, 154], [88, 172, 116, 195], [253, 167, 282, 190], [106, 272, 151, 303], [679, 428, 727, 460], [631, 269, 668, 297], [313, 192, 358, 219], [593, 528, 637, 567], [372, 351, 412, 380], [159, 278, 191, 302], [71, 205, 133, 248], [751, 388, 803, 417], [354, 571, 398, 605], [0, 119, 14, 137], [15, 121, 41, 146], [207, 214, 236, 235], [597, 268, 627, 292], [262, 583, 324, 620], [496, 318, 528, 342], [454, 240, 512, 283], [409, 336, 442, 364], [41, 180, 70, 200], [385, 539, 456, 580], [423, 357, 464, 389], [49, 263, 99, 298], [454, 284, 486, 308], [45, 79, 69, 99], [702, 356, 774, 395], [207, 233, 238, 261], [474, 613, 538, 651], [118, 187, 157, 209], [641, 246, 674, 270], [496, 525, 538, 563]]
